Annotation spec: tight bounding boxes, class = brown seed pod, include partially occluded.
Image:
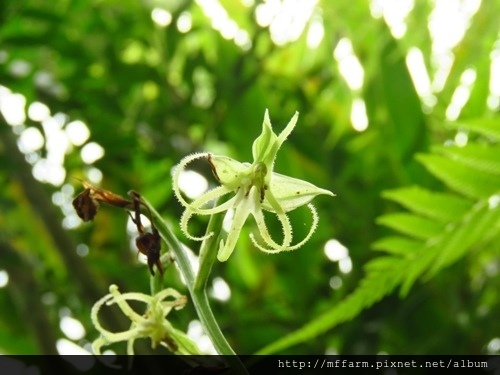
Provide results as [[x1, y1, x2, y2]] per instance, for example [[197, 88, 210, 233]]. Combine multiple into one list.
[[72, 188, 99, 222], [136, 229, 163, 276]]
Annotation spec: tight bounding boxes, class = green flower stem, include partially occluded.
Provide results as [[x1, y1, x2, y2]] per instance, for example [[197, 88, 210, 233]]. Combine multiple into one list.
[[150, 272, 163, 296], [143, 198, 248, 374], [195, 208, 226, 291], [150, 254, 174, 295]]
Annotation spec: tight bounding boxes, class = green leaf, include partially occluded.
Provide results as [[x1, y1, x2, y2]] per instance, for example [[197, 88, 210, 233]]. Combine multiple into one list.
[[382, 186, 473, 222], [376, 213, 444, 240], [400, 200, 500, 295], [398, 243, 435, 297], [417, 154, 500, 199], [426, 201, 500, 278], [434, 144, 500, 176], [380, 36, 427, 160], [460, 57, 490, 118], [372, 235, 422, 255], [436, 1, 500, 108], [447, 118, 500, 139]]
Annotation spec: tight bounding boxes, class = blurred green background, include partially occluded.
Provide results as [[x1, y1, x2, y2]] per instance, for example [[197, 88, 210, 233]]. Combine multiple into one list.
[[0, 0, 499, 355]]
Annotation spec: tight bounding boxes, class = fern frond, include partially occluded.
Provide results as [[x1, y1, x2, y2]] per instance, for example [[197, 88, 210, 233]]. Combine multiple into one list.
[[376, 213, 444, 239], [256, 120, 500, 355], [372, 235, 422, 255], [382, 186, 472, 222], [400, 200, 500, 296], [448, 118, 500, 139], [257, 256, 407, 354], [417, 154, 500, 199], [434, 144, 500, 176]]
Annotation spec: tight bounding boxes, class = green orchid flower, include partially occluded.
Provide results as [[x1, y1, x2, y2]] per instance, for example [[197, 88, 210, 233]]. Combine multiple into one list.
[[91, 284, 201, 355], [173, 110, 335, 262]]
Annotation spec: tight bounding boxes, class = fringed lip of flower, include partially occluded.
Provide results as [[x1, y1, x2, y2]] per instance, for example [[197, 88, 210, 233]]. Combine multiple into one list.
[[90, 284, 199, 355], [173, 110, 335, 262]]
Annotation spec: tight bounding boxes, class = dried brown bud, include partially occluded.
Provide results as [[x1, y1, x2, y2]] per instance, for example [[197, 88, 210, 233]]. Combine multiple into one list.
[[81, 181, 132, 208], [136, 230, 163, 276], [72, 188, 99, 221]]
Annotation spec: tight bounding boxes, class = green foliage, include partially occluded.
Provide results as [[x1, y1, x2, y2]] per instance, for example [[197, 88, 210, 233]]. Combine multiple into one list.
[[259, 121, 500, 355]]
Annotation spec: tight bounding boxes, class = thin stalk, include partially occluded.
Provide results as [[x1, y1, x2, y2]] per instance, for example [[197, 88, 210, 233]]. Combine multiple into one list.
[[143, 199, 248, 374], [195, 210, 226, 291], [146, 201, 196, 289], [149, 252, 175, 295]]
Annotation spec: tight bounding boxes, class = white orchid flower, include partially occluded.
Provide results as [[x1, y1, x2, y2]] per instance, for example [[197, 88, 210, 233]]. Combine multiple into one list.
[[173, 110, 335, 262]]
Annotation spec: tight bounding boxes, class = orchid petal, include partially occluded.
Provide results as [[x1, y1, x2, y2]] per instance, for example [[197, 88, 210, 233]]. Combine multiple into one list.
[[180, 209, 213, 241], [251, 204, 319, 253], [217, 188, 255, 262], [252, 208, 293, 249], [180, 195, 238, 241], [90, 285, 198, 355], [172, 152, 210, 208], [188, 185, 235, 213], [262, 173, 334, 212], [276, 111, 298, 147], [252, 109, 279, 167]]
